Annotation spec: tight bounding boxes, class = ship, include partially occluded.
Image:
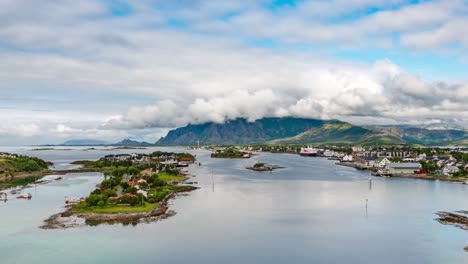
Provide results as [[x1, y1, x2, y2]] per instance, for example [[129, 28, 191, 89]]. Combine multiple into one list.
[[299, 147, 319, 156]]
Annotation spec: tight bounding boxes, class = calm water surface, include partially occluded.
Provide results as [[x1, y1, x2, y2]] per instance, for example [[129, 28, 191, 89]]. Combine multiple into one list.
[[1, 147, 467, 264]]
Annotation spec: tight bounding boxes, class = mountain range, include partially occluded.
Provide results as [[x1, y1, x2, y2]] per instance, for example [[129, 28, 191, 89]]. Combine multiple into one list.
[[156, 117, 467, 146], [48, 117, 467, 147]]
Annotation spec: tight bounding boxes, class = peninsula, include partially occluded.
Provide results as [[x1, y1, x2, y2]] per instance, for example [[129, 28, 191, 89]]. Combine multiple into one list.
[[42, 151, 198, 228]]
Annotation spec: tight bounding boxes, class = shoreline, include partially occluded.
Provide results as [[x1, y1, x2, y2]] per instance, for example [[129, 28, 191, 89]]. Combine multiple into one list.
[[41, 185, 198, 229], [0, 168, 101, 191], [336, 162, 467, 183]]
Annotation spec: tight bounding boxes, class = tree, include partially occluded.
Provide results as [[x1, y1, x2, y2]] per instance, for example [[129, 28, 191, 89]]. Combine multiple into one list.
[[128, 167, 140, 176], [86, 194, 102, 206], [420, 161, 438, 172], [254, 163, 265, 168], [100, 179, 113, 190], [23, 160, 41, 172], [152, 178, 164, 188]]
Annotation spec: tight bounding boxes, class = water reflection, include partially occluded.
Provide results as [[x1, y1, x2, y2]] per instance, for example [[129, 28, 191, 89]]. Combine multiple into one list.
[[0, 147, 467, 263]]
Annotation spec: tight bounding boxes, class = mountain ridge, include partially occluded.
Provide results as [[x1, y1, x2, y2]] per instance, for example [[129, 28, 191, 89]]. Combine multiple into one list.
[[155, 117, 467, 146]]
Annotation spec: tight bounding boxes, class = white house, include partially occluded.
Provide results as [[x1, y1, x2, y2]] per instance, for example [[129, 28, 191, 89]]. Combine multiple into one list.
[[352, 146, 365, 153], [342, 154, 354, 162], [374, 157, 391, 168], [137, 190, 148, 198], [443, 165, 460, 176]]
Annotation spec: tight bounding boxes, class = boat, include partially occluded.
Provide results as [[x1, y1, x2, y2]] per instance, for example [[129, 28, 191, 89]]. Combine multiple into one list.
[[184, 181, 198, 185], [17, 193, 32, 199], [176, 162, 189, 167], [299, 147, 319, 156], [65, 197, 85, 204]]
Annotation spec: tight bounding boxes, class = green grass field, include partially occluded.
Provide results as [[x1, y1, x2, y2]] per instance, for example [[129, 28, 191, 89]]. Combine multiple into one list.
[[74, 202, 157, 214], [158, 172, 185, 181]]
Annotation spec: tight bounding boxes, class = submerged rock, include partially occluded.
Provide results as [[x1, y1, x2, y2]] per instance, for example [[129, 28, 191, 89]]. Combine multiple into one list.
[[435, 211, 468, 231]]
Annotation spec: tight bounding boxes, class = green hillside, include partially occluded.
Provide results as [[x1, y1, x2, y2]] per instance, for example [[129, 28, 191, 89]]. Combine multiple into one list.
[[271, 121, 405, 145], [156, 117, 325, 145], [367, 126, 467, 146]]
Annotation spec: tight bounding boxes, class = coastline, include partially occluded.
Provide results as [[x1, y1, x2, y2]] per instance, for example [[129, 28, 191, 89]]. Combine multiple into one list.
[[41, 185, 198, 229], [0, 168, 101, 191], [336, 162, 467, 183]]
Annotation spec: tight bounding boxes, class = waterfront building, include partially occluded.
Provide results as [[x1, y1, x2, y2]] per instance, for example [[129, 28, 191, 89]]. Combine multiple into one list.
[[385, 163, 422, 174]]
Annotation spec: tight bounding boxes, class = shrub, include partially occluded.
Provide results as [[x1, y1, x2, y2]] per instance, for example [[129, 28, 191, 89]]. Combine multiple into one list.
[[102, 189, 117, 198], [152, 179, 165, 188], [253, 163, 265, 168], [86, 194, 102, 206]]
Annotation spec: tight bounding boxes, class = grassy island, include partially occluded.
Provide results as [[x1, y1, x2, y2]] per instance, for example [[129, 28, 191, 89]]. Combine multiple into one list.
[[0, 154, 51, 190], [67, 151, 196, 216], [246, 162, 285, 171], [211, 148, 251, 158]]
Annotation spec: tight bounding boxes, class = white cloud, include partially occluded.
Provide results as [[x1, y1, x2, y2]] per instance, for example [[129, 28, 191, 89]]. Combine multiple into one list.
[[0, 0, 467, 145], [0, 123, 41, 137]]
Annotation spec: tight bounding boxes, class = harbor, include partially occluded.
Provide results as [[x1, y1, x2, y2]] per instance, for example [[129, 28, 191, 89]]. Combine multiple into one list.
[[1, 147, 468, 263]]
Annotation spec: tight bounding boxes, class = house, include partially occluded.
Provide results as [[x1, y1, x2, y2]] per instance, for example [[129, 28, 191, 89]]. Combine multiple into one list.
[[140, 168, 153, 176], [352, 146, 365, 153], [137, 189, 148, 198], [342, 154, 354, 162], [104, 154, 116, 161], [354, 157, 374, 168], [115, 154, 132, 161], [385, 163, 422, 174], [129, 178, 148, 188], [131, 153, 149, 162], [109, 193, 138, 202], [179, 157, 194, 162], [443, 165, 460, 176], [0, 152, 17, 158], [374, 157, 391, 168]]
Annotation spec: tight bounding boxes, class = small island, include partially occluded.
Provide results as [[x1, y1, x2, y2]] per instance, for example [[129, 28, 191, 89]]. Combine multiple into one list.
[[210, 148, 252, 158], [247, 162, 285, 171], [42, 151, 198, 228], [0, 153, 54, 190]]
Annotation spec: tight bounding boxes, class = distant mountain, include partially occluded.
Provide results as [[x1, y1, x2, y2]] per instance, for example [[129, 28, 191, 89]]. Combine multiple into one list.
[[55, 139, 153, 147], [62, 139, 108, 146], [366, 126, 467, 146], [156, 117, 467, 146], [114, 139, 153, 146], [271, 121, 405, 145], [156, 117, 326, 145]]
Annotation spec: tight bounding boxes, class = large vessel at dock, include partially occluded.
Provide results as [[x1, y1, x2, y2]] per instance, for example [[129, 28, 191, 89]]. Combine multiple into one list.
[[299, 147, 319, 156]]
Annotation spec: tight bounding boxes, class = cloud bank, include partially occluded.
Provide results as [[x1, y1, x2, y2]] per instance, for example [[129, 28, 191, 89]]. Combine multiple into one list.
[[0, 0, 467, 145]]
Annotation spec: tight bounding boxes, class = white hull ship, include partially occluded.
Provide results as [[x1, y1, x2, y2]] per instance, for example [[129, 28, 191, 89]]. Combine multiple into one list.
[[299, 147, 319, 156]]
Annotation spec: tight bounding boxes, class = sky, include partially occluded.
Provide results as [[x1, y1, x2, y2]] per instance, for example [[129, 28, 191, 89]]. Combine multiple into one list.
[[0, 0, 467, 145]]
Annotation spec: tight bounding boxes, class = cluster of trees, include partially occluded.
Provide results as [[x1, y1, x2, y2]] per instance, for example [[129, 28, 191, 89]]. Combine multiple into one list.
[[453, 167, 467, 178], [253, 163, 265, 168], [149, 151, 195, 161], [451, 152, 468, 163], [82, 169, 177, 208], [419, 160, 439, 172], [5, 156, 49, 173], [211, 148, 246, 158]]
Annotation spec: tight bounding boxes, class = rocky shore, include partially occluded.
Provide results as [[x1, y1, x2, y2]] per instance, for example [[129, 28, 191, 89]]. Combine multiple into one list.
[[435, 211, 468, 230], [0, 168, 101, 191], [337, 162, 466, 183], [41, 185, 198, 229]]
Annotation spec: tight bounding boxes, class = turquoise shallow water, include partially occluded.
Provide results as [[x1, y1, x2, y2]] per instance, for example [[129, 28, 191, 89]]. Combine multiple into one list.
[[1, 147, 467, 263]]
